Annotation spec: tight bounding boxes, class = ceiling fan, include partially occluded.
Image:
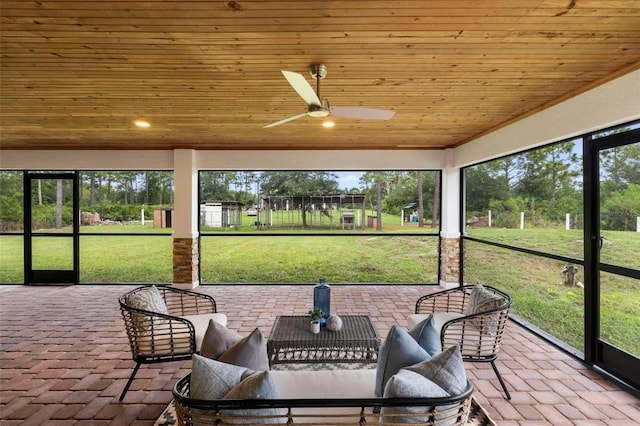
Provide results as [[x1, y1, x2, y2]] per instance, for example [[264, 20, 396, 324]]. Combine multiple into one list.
[[264, 64, 395, 128]]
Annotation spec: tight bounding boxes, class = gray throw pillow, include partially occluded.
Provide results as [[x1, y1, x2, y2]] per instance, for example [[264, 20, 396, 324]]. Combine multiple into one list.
[[407, 314, 442, 355], [190, 353, 254, 400], [381, 346, 468, 425], [404, 345, 467, 395], [200, 319, 243, 360], [375, 325, 431, 397], [380, 370, 449, 423], [221, 371, 287, 424], [217, 327, 270, 372]]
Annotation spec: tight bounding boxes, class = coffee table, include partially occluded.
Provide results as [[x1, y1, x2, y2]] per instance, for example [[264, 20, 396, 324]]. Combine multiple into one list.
[[266, 315, 381, 366]]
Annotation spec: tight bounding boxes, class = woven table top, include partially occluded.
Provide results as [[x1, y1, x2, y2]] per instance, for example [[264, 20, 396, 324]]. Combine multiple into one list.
[[267, 315, 381, 365]]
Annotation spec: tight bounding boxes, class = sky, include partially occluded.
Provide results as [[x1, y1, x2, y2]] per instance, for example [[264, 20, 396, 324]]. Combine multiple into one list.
[[336, 172, 363, 190]]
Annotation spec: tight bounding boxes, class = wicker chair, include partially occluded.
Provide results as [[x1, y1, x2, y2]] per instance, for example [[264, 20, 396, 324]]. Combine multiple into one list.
[[408, 285, 512, 400], [118, 285, 227, 401]]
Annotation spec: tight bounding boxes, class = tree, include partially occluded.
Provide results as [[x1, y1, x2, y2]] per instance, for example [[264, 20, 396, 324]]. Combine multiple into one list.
[[464, 164, 506, 215], [0, 171, 24, 231], [514, 141, 580, 221], [260, 171, 339, 196], [601, 184, 640, 231], [56, 179, 63, 229], [200, 171, 233, 201], [376, 179, 382, 230], [417, 171, 424, 227], [431, 171, 440, 227], [601, 143, 640, 196]]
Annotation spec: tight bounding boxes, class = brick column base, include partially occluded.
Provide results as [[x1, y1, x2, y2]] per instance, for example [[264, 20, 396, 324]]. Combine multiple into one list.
[[440, 236, 461, 289], [173, 237, 199, 289]]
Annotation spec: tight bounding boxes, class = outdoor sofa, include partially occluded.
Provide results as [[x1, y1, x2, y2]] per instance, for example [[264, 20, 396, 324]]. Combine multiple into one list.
[[168, 314, 476, 425]]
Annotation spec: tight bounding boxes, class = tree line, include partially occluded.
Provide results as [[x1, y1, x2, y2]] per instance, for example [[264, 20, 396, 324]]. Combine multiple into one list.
[[1, 138, 638, 232], [466, 140, 639, 230]]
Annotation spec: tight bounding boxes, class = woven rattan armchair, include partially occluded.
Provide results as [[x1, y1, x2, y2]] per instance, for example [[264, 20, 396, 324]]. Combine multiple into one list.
[[119, 285, 226, 401], [408, 284, 512, 399]]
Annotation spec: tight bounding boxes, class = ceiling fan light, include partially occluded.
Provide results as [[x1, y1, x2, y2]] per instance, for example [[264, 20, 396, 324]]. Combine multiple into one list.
[[308, 109, 330, 118], [307, 98, 331, 117]]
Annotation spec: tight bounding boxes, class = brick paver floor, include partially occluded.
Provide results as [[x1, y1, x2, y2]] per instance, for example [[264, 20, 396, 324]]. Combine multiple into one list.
[[1, 284, 639, 425]]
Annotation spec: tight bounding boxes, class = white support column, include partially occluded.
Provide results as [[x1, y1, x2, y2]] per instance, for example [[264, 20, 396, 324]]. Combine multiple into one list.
[[439, 150, 462, 289], [172, 149, 200, 289]]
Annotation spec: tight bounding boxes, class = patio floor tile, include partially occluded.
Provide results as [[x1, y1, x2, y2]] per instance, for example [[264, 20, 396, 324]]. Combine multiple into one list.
[[1, 284, 639, 425]]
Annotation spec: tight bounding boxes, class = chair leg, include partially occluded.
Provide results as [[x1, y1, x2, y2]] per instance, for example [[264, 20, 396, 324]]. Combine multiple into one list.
[[119, 362, 141, 401], [490, 359, 511, 400]]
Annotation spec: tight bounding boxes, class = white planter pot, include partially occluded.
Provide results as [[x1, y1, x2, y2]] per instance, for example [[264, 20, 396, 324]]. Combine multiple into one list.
[[310, 320, 320, 334]]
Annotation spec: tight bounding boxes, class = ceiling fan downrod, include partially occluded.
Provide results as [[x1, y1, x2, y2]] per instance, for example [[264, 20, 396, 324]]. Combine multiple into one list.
[[310, 64, 327, 97]]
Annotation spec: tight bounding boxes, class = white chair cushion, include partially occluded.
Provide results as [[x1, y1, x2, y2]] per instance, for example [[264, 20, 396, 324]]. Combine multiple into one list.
[[407, 313, 462, 331], [181, 313, 228, 350]]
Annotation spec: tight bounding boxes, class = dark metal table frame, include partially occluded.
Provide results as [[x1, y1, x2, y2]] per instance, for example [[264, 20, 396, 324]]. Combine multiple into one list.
[[266, 315, 381, 366]]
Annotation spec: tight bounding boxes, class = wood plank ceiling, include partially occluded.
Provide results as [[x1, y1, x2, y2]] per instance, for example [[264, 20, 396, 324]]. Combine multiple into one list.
[[1, 1, 639, 151]]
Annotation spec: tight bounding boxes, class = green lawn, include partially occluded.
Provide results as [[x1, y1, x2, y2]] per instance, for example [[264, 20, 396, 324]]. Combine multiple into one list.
[[464, 227, 639, 357], [1, 224, 637, 356]]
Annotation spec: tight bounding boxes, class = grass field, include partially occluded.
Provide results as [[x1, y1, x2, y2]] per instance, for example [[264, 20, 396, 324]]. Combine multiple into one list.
[[1, 223, 637, 356], [464, 228, 639, 357]]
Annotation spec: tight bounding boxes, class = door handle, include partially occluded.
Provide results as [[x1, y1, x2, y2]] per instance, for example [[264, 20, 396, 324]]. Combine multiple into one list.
[[592, 235, 604, 249]]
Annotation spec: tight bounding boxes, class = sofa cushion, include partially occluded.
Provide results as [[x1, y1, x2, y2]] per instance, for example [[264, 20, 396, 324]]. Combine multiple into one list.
[[190, 354, 254, 400], [217, 327, 270, 372], [381, 345, 467, 425], [407, 314, 442, 355], [270, 369, 376, 423], [271, 369, 375, 399], [375, 325, 431, 397], [200, 319, 243, 359]]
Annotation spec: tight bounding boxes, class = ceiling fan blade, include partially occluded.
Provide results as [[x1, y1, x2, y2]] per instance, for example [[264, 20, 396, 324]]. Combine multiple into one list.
[[263, 112, 308, 128], [281, 71, 322, 106], [330, 106, 395, 120]]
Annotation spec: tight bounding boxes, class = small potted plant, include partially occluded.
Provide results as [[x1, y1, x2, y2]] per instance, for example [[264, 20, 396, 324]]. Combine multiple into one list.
[[307, 307, 324, 334]]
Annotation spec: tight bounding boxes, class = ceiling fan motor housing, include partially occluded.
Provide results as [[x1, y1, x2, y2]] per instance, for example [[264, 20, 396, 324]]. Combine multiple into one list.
[[308, 98, 330, 117]]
